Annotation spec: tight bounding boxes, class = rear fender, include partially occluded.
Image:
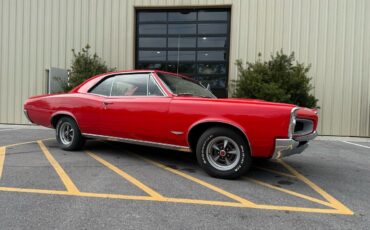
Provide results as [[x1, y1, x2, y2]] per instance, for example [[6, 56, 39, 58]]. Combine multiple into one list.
[[50, 111, 79, 128]]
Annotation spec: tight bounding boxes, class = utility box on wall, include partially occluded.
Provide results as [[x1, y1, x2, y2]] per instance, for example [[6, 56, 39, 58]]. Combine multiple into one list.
[[47, 67, 68, 94]]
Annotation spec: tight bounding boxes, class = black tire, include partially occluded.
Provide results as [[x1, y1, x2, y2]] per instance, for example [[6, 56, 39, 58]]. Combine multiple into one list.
[[56, 116, 85, 151], [196, 127, 252, 179]]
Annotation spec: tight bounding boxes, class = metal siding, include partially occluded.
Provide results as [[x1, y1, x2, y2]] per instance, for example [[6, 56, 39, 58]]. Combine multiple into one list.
[[0, 0, 369, 137]]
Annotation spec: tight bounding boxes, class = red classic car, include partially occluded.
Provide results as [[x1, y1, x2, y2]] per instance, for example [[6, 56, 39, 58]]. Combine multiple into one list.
[[24, 70, 318, 179]]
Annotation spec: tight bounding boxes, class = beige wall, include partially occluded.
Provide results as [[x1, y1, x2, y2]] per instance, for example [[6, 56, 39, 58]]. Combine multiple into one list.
[[0, 0, 369, 136]]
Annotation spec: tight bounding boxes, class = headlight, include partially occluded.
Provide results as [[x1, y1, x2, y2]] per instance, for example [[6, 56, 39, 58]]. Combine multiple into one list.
[[288, 107, 299, 138]]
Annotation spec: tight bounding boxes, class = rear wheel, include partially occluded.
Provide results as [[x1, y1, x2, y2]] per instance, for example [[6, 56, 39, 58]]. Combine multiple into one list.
[[56, 117, 85, 150], [196, 127, 252, 179]]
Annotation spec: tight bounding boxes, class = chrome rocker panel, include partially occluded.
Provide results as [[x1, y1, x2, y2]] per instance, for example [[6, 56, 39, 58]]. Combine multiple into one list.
[[82, 133, 191, 152], [272, 131, 318, 159]]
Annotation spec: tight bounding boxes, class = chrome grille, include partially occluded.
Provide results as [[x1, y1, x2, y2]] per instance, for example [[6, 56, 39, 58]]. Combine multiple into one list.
[[294, 119, 314, 136]]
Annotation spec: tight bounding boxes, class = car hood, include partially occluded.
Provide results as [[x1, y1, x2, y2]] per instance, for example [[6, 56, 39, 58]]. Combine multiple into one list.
[[174, 97, 295, 109], [214, 98, 295, 107], [216, 98, 318, 116]]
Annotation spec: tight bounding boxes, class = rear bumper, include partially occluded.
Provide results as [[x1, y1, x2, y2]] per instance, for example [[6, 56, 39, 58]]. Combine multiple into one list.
[[271, 131, 318, 159]]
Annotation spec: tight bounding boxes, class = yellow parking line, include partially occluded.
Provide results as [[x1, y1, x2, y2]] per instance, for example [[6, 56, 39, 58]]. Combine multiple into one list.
[[0, 186, 155, 201], [86, 151, 164, 200], [278, 160, 354, 215], [253, 204, 351, 215], [0, 186, 350, 214], [37, 141, 80, 194], [0, 186, 73, 196], [0, 147, 5, 179], [254, 166, 296, 179], [0, 139, 353, 215], [1, 138, 54, 148], [134, 154, 256, 207], [246, 177, 334, 207]]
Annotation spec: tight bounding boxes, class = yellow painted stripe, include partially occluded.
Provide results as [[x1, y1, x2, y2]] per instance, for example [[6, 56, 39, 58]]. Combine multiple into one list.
[[0, 186, 73, 196], [246, 177, 334, 207], [1, 138, 55, 148], [135, 154, 256, 207], [0, 147, 5, 179], [278, 160, 354, 215], [0, 186, 351, 215], [86, 151, 164, 200], [254, 166, 296, 179], [37, 141, 80, 194], [0, 186, 155, 201], [253, 204, 352, 215]]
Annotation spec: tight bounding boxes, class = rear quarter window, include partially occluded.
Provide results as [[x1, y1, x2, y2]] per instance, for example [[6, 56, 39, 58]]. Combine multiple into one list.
[[89, 77, 114, 96]]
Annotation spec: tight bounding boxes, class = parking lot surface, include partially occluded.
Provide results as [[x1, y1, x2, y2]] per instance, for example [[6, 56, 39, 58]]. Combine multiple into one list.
[[0, 125, 369, 229]]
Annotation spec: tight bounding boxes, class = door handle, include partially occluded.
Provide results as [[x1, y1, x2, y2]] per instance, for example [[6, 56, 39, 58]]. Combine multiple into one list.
[[103, 101, 114, 105], [103, 101, 114, 109]]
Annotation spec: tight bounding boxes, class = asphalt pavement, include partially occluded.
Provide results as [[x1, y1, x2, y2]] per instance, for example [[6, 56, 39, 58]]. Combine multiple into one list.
[[0, 125, 369, 229]]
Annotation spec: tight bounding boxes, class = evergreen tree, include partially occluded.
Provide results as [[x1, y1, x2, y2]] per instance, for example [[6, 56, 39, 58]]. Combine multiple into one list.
[[233, 51, 318, 108]]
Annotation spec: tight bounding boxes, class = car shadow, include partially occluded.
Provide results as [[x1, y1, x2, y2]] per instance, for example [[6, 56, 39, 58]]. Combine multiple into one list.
[[83, 139, 298, 185]]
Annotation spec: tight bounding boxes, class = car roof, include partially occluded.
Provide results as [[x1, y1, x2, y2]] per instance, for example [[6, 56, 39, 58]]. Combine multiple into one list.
[[72, 69, 196, 93], [101, 69, 195, 82], [103, 69, 187, 77]]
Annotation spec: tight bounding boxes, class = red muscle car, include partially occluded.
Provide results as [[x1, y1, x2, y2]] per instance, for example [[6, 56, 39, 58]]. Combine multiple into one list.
[[24, 70, 318, 179]]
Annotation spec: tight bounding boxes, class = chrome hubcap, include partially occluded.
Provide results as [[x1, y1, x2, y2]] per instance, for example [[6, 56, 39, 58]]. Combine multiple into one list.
[[206, 136, 240, 171], [59, 122, 74, 145]]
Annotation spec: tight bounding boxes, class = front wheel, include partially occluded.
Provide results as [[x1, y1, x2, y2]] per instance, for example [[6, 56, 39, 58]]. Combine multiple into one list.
[[196, 127, 252, 179], [56, 117, 85, 151]]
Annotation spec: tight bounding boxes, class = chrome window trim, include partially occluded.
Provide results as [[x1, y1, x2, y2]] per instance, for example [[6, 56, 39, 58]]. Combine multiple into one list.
[[149, 73, 168, 97], [109, 75, 116, 96], [87, 71, 169, 98], [83, 133, 191, 152]]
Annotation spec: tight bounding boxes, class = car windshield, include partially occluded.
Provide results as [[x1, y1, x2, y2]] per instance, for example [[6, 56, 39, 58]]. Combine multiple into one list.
[[157, 73, 216, 98]]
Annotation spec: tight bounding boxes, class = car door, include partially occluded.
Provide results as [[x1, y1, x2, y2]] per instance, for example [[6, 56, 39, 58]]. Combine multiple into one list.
[[78, 76, 115, 135], [100, 73, 172, 144]]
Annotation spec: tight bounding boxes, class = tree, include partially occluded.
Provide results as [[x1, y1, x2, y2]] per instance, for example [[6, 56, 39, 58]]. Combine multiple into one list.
[[233, 51, 318, 108], [60, 44, 115, 92]]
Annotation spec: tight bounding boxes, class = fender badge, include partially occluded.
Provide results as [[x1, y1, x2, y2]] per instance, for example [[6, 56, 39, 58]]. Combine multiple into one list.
[[171, 131, 184, 135]]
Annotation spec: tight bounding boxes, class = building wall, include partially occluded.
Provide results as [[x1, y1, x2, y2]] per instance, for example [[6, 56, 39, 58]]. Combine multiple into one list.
[[0, 0, 369, 136]]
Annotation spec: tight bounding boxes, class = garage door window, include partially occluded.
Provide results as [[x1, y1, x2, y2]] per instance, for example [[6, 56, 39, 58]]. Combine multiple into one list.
[[136, 9, 230, 98]]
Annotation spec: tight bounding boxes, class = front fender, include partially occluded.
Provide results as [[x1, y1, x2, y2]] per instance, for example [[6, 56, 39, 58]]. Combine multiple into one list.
[[187, 118, 253, 155]]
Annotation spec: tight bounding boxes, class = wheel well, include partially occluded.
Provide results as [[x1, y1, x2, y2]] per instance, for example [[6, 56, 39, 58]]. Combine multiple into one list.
[[51, 114, 74, 128], [188, 122, 251, 152]]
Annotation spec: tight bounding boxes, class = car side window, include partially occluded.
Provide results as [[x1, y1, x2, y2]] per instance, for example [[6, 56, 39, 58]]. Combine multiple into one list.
[[148, 76, 164, 96], [89, 77, 114, 96], [110, 74, 149, 96]]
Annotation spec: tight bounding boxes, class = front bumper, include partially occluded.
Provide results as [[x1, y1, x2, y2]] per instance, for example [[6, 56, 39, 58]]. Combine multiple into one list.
[[271, 131, 318, 159]]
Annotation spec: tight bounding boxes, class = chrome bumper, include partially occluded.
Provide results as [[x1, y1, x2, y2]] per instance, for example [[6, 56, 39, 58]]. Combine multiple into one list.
[[271, 131, 318, 159]]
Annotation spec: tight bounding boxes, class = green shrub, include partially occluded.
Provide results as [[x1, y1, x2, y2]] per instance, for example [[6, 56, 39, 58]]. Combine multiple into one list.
[[60, 44, 115, 92], [233, 51, 318, 108]]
